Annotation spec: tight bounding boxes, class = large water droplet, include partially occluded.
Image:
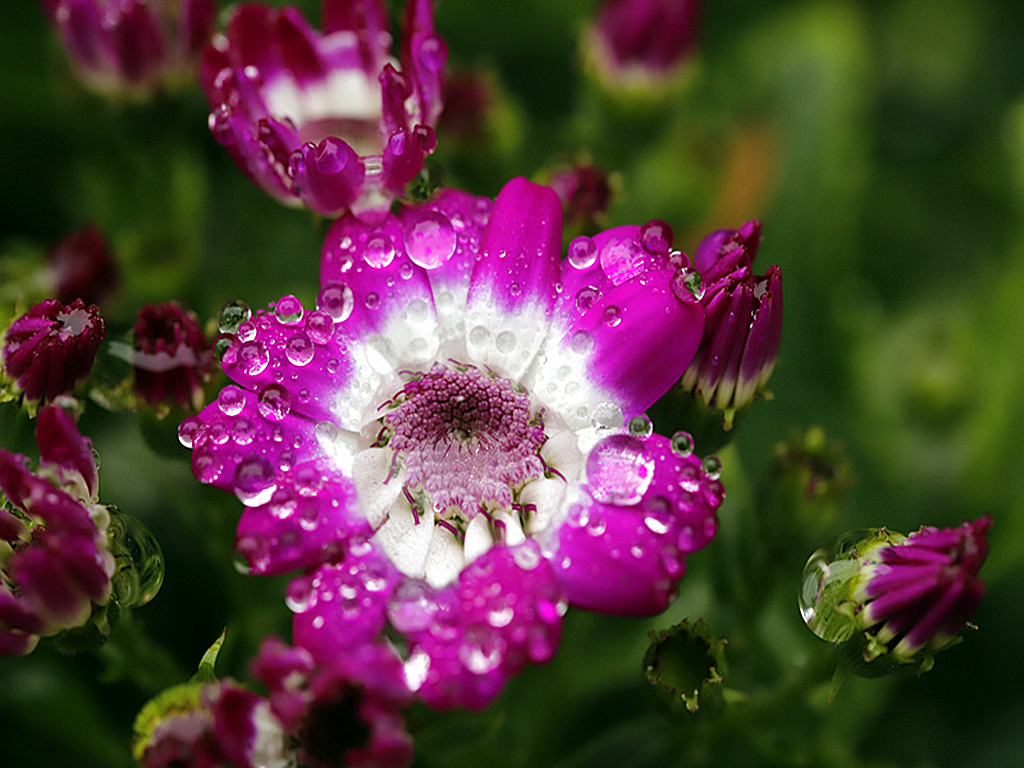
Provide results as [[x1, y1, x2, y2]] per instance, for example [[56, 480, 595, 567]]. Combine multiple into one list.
[[304, 310, 334, 344], [285, 332, 315, 366], [670, 431, 694, 456], [569, 329, 593, 355], [257, 383, 291, 421], [405, 211, 456, 269], [639, 219, 674, 255], [218, 385, 246, 416], [178, 417, 201, 449], [237, 340, 269, 375], [671, 269, 704, 302], [364, 233, 396, 268], [218, 300, 251, 334], [600, 235, 645, 284], [586, 434, 655, 505], [567, 236, 597, 269], [387, 580, 438, 633], [274, 295, 303, 324], [317, 282, 354, 322], [233, 454, 276, 506], [799, 530, 874, 642], [627, 414, 653, 438], [107, 508, 164, 608], [590, 402, 623, 432], [575, 285, 601, 314], [702, 455, 722, 480]]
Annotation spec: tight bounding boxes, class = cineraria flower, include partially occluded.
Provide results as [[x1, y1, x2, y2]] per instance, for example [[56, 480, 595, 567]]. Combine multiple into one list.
[[200, 0, 447, 218], [800, 516, 992, 675], [40, 0, 217, 98], [2, 298, 106, 408], [680, 220, 782, 428], [47, 223, 119, 308], [133, 678, 290, 768], [252, 638, 413, 768], [0, 405, 114, 655], [131, 302, 213, 412], [583, 0, 703, 93], [181, 177, 724, 709]]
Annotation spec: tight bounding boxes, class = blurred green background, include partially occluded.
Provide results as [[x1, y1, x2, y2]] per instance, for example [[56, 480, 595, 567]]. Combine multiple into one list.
[[2, 1, 1023, 766]]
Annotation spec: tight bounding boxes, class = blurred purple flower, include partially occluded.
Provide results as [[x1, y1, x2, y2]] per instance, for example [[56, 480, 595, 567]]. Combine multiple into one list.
[[181, 177, 723, 709], [200, 0, 446, 218], [680, 220, 782, 428], [132, 302, 213, 411], [0, 405, 114, 656], [47, 223, 118, 308], [585, 0, 702, 91], [41, 0, 216, 97], [548, 161, 614, 235], [2, 298, 106, 407]]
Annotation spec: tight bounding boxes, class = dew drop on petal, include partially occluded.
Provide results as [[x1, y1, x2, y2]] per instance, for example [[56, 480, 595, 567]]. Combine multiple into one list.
[[639, 219, 674, 255], [495, 330, 516, 353], [798, 531, 871, 642], [233, 454, 276, 506], [670, 431, 694, 457], [213, 333, 235, 361], [178, 417, 201, 448], [317, 282, 354, 322], [643, 496, 674, 534], [569, 329, 593, 355], [603, 305, 622, 326], [364, 233, 396, 268], [284, 332, 315, 366], [218, 385, 246, 416], [257, 383, 291, 421], [218, 300, 251, 334], [237, 340, 270, 375], [285, 574, 315, 613], [468, 325, 490, 347], [702, 455, 722, 480], [627, 414, 653, 438], [590, 402, 623, 432], [600, 235, 645, 284], [567, 236, 597, 269], [671, 269, 704, 302], [575, 285, 601, 314], [274, 294, 304, 324], [387, 580, 438, 633], [586, 434, 655, 505], [405, 211, 456, 269], [364, 292, 381, 310]]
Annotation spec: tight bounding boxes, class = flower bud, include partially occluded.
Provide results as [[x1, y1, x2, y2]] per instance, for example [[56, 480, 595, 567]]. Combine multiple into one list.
[[800, 516, 992, 676], [545, 160, 617, 237], [47, 224, 119, 308], [680, 221, 782, 429], [131, 302, 213, 413]]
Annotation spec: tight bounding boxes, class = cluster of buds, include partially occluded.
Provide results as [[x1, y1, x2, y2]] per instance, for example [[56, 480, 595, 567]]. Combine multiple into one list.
[[41, 0, 216, 98], [0, 405, 162, 655]]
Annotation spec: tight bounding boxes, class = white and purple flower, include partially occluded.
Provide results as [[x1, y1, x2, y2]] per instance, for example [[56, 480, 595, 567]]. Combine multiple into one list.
[[200, 0, 447, 218], [181, 177, 725, 709], [41, 0, 217, 98]]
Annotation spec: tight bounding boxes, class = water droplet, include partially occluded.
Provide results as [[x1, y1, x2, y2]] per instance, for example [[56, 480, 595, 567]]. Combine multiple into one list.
[[274, 294, 303, 324], [285, 574, 315, 613], [405, 211, 456, 269], [643, 496, 674, 534], [495, 330, 516, 353], [575, 285, 601, 314], [487, 605, 514, 627], [586, 434, 655, 505], [600, 235, 645, 284], [702, 455, 722, 480], [569, 329, 593, 355], [218, 385, 246, 415], [627, 414, 653, 438], [364, 292, 381, 310], [106, 508, 164, 608], [194, 453, 222, 483], [364, 233, 396, 268], [213, 333, 235, 361], [567, 236, 597, 269], [670, 431, 694, 457], [237, 340, 270, 375], [283, 332, 314, 366], [233, 454, 276, 506], [257, 383, 291, 421], [799, 530, 873, 642], [603, 304, 622, 326], [639, 219, 674, 255], [405, 298, 429, 325], [387, 580, 438, 633], [269, 487, 298, 520], [590, 402, 623, 432], [236, 320, 257, 343], [317, 283, 354, 322], [468, 325, 490, 347], [459, 632, 503, 674], [671, 269, 704, 302], [178, 417, 201, 448], [218, 300, 251, 334]]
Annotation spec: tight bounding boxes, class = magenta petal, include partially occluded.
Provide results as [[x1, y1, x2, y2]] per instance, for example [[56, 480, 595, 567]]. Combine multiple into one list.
[[274, 8, 328, 86], [566, 268, 704, 413], [235, 461, 369, 576], [554, 435, 720, 616], [292, 547, 399, 660], [109, 1, 166, 85], [290, 137, 366, 217], [36, 405, 98, 500], [403, 542, 565, 710]]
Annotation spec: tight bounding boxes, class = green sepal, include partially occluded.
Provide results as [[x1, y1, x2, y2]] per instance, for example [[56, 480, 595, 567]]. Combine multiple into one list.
[[642, 618, 727, 715]]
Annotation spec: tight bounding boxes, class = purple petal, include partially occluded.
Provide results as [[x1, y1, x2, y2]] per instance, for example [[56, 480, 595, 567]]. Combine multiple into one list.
[[36, 405, 98, 500], [290, 137, 366, 217]]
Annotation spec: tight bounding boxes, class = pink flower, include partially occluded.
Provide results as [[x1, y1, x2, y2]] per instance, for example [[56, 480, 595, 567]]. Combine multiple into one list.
[[0, 406, 114, 655], [47, 223, 119, 308], [181, 178, 724, 709], [132, 302, 213, 411], [2, 298, 106, 406], [200, 0, 446, 218], [41, 0, 216, 97]]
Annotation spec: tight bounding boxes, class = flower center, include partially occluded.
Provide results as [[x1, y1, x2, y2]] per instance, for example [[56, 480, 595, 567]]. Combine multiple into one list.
[[377, 363, 548, 533]]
